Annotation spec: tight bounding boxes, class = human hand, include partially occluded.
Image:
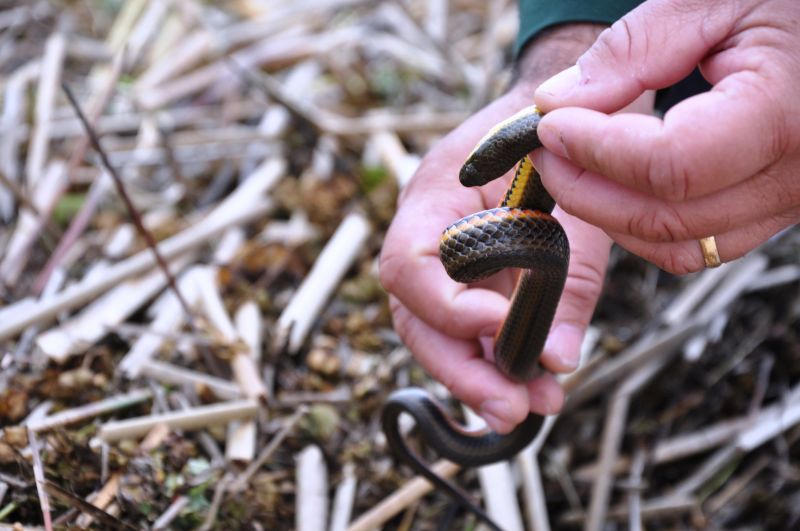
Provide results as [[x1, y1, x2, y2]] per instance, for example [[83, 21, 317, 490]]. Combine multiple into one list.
[[380, 24, 618, 433], [532, 0, 800, 274]]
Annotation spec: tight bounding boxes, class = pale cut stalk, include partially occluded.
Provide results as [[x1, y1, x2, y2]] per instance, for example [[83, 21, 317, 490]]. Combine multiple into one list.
[[139, 360, 242, 400], [0, 161, 67, 285], [577, 384, 800, 483], [194, 266, 238, 342], [560, 495, 697, 526], [225, 301, 266, 462], [97, 399, 259, 443], [26, 33, 65, 189], [36, 255, 193, 363], [75, 474, 120, 529], [346, 460, 460, 531], [371, 131, 420, 189], [137, 27, 360, 110], [225, 422, 257, 463], [518, 326, 598, 531], [259, 211, 317, 246], [135, 0, 360, 90], [329, 462, 357, 531], [296, 445, 329, 531], [81, 424, 170, 528], [212, 227, 245, 264], [276, 211, 371, 353], [0, 60, 40, 219], [195, 267, 267, 400], [118, 266, 203, 376], [102, 0, 146, 53], [46, 101, 265, 139], [585, 359, 667, 531], [424, 0, 448, 42], [463, 407, 524, 531], [235, 301, 262, 363], [27, 389, 152, 432], [746, 264, 800, 292], [152, 496, 189, 530], [0, 158, 284, 342]]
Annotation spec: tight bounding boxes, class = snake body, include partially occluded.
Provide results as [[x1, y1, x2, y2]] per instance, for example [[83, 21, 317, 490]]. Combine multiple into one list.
[[381, 106, 569, 527]]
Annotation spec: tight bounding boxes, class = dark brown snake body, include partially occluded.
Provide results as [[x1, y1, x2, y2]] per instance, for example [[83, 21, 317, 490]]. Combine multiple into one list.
[[381, 106, 569, 529]]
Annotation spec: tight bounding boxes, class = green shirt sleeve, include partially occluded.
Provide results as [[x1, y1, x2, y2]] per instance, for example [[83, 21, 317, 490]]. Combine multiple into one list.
[[515, 0, 644, 57]]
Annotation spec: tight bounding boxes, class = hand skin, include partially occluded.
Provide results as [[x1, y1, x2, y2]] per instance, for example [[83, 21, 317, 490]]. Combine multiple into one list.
[[533, 0, 800, 275], [380, 24, 626, 434]]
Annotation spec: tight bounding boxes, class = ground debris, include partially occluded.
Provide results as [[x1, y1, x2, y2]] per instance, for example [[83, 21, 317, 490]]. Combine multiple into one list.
[[0, 1, 798, 530]]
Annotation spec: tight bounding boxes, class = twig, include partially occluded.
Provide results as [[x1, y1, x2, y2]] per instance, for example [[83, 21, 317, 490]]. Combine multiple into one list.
[[42, 481, 136, 531], [62, 82, 195, 321]]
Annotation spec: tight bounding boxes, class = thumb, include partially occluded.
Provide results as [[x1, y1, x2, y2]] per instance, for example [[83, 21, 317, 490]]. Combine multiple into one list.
[[533, 0, 734, 113]]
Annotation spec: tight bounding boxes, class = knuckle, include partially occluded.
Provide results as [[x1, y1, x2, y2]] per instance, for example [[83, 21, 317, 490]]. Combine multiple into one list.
[[627, 204, 692, 242], [640, 137, 691, 201], [563, 256, 606, 310], [650, 245, 703, 275], [590, 19, 635, 65]]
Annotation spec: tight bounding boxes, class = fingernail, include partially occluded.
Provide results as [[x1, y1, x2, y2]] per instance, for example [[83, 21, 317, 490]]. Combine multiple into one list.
[[479, 399, 512, 431], [537, 65, 581, 97], [544, 323, 583, 372]]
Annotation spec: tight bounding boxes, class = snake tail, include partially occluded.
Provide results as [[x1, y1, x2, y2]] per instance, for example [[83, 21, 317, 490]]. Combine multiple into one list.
[[382, 389, 544, 531]]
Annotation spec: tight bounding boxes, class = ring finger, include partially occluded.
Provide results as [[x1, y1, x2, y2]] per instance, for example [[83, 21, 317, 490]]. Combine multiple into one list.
[[607, 209, 800, 275]]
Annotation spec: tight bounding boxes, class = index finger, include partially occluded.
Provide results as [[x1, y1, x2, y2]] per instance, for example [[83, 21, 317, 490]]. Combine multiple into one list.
[[535, 71, 789, 202]]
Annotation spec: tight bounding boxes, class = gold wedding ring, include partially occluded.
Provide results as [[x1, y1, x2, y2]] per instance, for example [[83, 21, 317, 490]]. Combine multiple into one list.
[[699, 236, 721, 268]]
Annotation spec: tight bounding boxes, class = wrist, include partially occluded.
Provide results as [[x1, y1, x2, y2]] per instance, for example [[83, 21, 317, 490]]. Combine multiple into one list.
[[511, 23, 606, 96]]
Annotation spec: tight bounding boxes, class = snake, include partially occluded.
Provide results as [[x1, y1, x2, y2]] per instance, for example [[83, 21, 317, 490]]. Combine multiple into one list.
[[381, 106, 569, 529]]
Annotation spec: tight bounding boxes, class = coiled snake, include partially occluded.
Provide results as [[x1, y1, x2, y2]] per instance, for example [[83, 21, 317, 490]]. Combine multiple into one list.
[[381, 106, 569, 529]]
